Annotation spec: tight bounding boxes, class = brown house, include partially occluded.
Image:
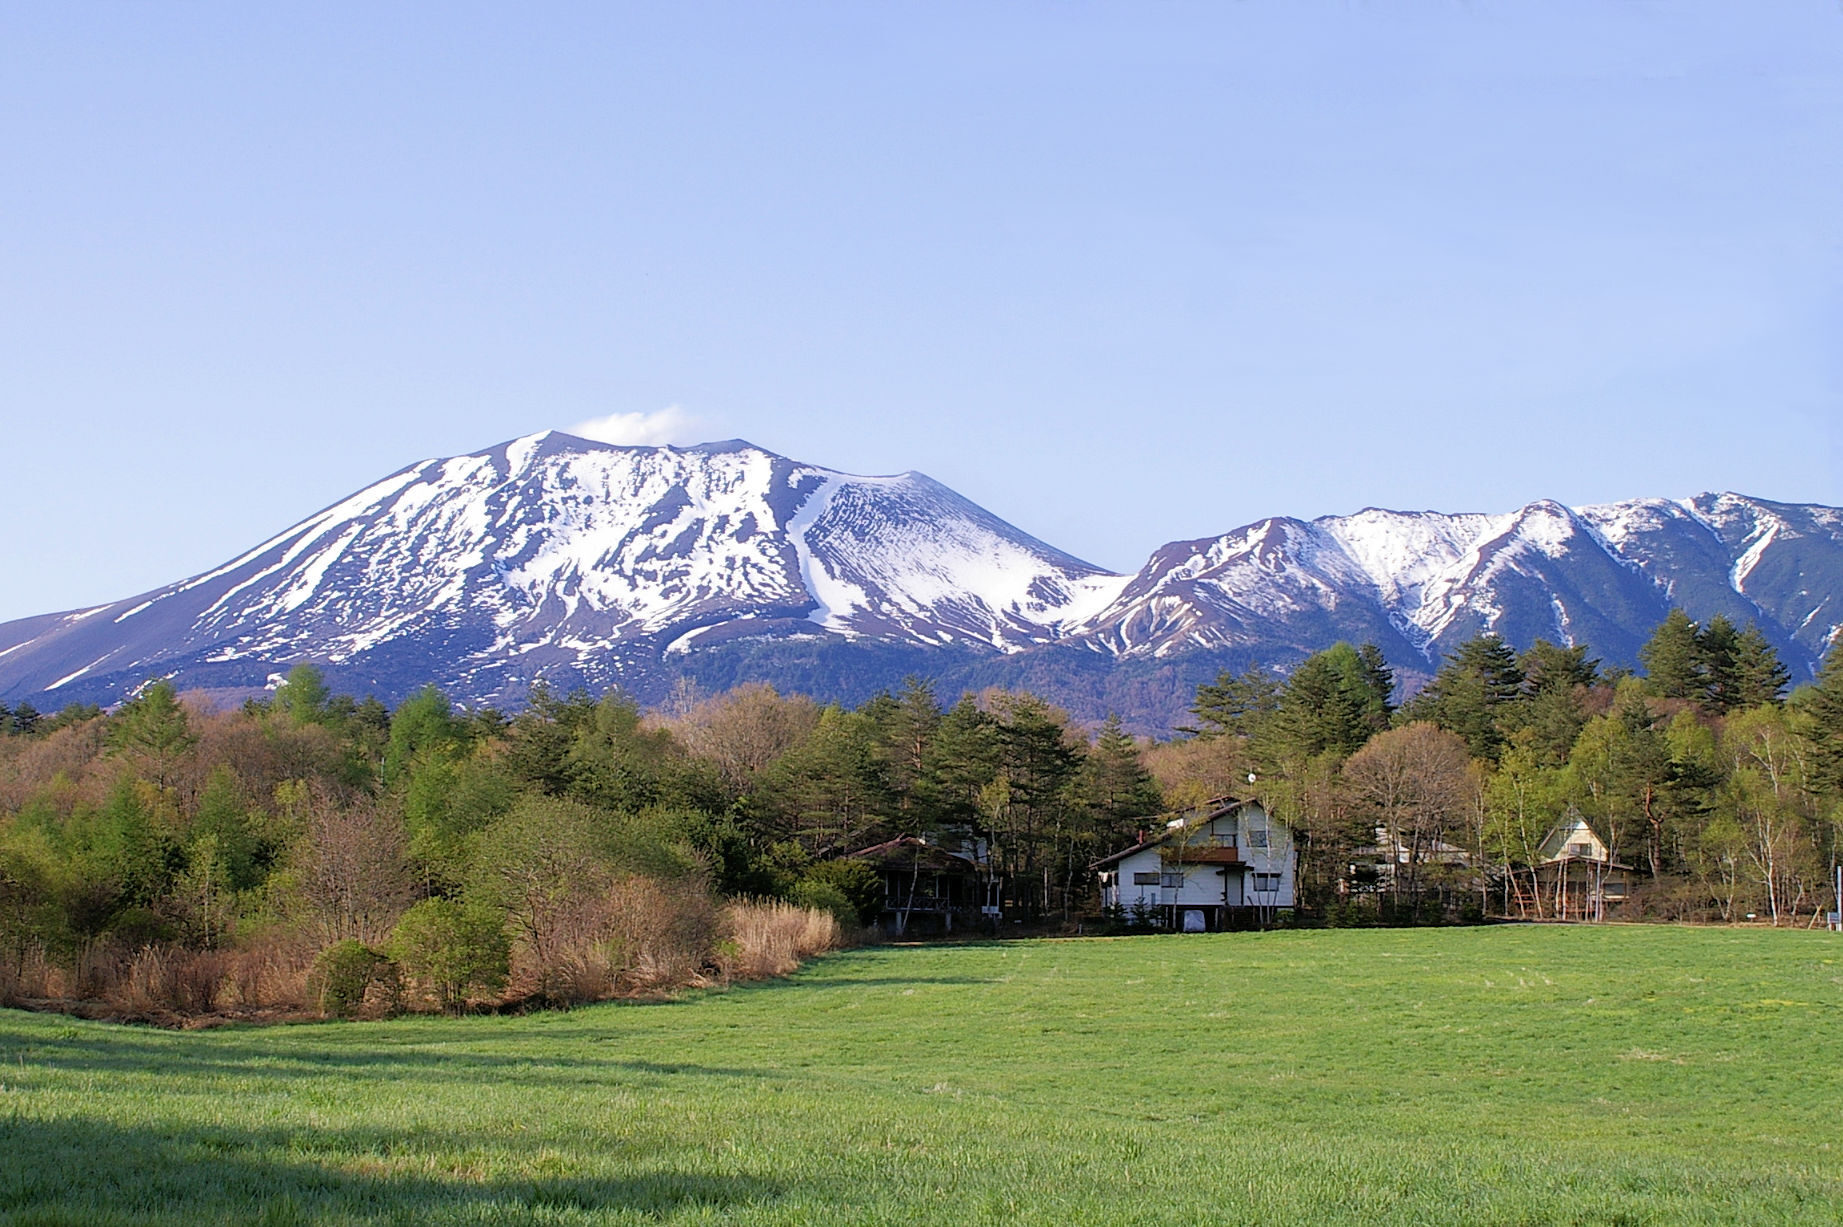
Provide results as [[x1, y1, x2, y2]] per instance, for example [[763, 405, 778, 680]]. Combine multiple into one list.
[[848, 836, 995, 936], [1530, 814, 1638, 921]]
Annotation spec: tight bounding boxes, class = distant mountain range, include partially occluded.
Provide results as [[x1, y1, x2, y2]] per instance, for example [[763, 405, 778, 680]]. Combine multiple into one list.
[[2, 432, 1837, 731]]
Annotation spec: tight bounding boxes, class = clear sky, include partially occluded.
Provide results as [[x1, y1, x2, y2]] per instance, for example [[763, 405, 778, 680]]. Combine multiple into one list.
[[3, 2, 1839, 623]]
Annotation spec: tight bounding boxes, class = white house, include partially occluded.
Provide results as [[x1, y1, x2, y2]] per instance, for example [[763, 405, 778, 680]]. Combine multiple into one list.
[[1092, 797, 1296, 930]]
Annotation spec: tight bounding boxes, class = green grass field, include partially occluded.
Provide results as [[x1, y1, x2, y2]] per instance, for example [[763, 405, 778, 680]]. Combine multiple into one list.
[[3, 926, 1841, 1225]]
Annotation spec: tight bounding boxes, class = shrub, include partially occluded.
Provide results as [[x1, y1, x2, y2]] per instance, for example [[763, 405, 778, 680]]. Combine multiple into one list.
[[794, 860, 883, 925], [788, 879, 856, 928], [389, 899, 510, 1013], [309, 940, 398, 1018]]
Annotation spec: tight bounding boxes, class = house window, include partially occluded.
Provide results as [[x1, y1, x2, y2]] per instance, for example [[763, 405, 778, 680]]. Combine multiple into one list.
[[1569, 842, 1592, 858], [1132, 871, 1162, 886], [1246, 829, 1269, 849], [1161, 872, 1185, 890], [1251, 872, 1281, 892]]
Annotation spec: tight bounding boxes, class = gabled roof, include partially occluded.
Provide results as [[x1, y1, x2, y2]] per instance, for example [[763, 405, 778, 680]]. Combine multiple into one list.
[[848, 836, 980, 874], [1089, 796, 1257, 870]]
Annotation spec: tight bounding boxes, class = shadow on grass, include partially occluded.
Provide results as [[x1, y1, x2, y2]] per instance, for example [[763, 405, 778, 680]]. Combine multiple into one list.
[[9, 1027, 791, 1091], [0, 1113, 782, 1224]]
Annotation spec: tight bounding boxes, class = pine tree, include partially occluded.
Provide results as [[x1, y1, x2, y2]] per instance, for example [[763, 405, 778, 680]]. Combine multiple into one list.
[[10, 701, 39, 737], [1350, 643, 1398, 735], [1639, 609, 1704, 701], [1509, 640, 1599, 767], [1403, 633, 1524, 761], [1187, 667, 1280, 741], [1697, 615, 1742, 711], [107, 680, 197, 790], [1794, 649, 1843, 798], [1728, 624, 1791, 710], [1519, 639, 1599, 693], [1267, 650, 1369, 760], [272, 663, 333, 726]]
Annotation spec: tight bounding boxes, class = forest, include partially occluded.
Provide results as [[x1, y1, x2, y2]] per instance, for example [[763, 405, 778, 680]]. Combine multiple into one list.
[[1, 607, 1840, 1020]]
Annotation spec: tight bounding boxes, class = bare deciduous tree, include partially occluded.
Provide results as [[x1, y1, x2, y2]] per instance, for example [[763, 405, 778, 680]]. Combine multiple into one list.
[[295, 787, 415, 945], [1343, 722, 1473, 907]]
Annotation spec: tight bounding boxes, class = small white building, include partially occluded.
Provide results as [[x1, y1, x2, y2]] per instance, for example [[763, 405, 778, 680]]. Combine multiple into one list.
[[1092, 797, 1296, 930]]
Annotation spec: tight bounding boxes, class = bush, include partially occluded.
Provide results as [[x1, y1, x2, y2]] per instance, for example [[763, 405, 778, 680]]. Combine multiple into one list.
[[795, 860, 883, 925], [308, 940, 398, 1018], [389, 899, 510, 1013], [788, 879, 856, 928]]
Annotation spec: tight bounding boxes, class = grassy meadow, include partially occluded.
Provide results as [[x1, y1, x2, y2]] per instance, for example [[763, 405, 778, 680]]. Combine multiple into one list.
[[3, 925, 1841, 1225]]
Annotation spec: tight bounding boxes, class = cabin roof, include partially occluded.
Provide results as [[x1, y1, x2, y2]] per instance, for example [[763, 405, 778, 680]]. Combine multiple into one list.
[[1089, 796, 1256, 870], [848, 836, 980, 874]]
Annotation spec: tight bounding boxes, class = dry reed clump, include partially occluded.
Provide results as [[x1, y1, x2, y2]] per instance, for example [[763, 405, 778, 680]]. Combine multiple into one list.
[[0, 944, 59, 1006], [720, 899, 841, 981], [17, 937, 320, 1021], [506, 880, 841, 1006]]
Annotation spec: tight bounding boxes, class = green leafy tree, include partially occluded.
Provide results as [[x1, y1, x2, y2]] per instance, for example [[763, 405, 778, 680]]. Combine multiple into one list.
[[389, 898, 509, 1013]]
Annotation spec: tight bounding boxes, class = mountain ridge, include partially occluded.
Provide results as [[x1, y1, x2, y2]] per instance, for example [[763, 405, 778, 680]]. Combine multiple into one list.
[[1, 431, 1836, 731]]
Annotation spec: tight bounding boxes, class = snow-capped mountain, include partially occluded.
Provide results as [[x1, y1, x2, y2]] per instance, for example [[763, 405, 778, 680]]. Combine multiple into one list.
[[0, 432, 1123, 709], [0, 430, 1835, 727], [1079, 494, 1842, 687]]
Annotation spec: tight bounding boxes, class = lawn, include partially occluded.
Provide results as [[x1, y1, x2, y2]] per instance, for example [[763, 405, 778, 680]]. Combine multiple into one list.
[[2, 925, 1840, 1225]]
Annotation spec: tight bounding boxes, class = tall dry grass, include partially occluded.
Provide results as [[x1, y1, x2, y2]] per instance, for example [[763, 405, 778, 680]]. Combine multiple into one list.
[[0, 937, 314, 1019], [721, 899, 841, 981], [509, 885, 842, 1004]]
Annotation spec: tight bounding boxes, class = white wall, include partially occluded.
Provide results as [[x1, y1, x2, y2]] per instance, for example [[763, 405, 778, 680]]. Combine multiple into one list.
[[1099, 804, 1296, 912]]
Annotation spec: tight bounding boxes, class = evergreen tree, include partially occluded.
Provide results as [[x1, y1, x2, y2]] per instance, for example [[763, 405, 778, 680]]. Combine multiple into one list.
[[1264, 644, 1377, 761], [272, 664, 334, 726], [1352, 643, 1398, 735], [1728, 624, 1791, 710], [925, 696, 1001, 832], [1509, 640, 1599, 767], [1639, 609, 1704, 700], [1076, 715, 1163, 852], [1519, 639, 1599, 693], [10, 701, 40, 737], [1793, 649, 1843, 798], [107, 679, 197, 789], [1403, 633, 1524, 761], [1187, 666, 1281, 741], [871, 678, 943, 822], [1697, 615, 1742, 712]]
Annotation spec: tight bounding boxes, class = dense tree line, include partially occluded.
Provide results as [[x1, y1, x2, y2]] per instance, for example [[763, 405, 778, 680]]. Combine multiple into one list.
[[1188, 615, 1842, 924], [0, 668, 1164, 1014]]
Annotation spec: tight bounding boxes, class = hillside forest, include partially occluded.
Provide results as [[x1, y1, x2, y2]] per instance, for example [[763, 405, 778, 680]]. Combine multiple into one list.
[[1, 607, 1841, 1020]]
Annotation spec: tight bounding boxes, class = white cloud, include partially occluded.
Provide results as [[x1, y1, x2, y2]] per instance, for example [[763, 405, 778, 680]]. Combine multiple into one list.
[[567, 405, 702, 446]]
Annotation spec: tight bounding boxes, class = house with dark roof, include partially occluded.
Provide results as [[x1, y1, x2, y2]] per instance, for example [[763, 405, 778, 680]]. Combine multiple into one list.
[[1092, 797, 1295, 930], [848, 835, 997, 936]]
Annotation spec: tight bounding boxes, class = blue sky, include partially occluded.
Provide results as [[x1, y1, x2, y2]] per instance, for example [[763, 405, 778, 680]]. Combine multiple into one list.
[[3, 2, 1838, 623]]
